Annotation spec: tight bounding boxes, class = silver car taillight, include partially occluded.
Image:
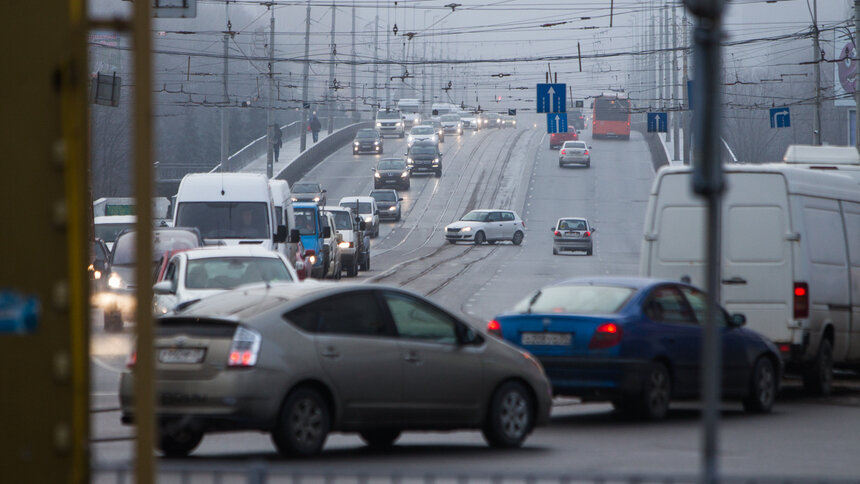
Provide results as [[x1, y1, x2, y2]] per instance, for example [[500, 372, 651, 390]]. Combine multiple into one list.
[[228, 326, 262, 367]]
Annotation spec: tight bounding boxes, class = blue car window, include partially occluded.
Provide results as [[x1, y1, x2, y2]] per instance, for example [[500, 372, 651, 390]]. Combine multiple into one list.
[[679, 286, 727, 326], [645, 286, 697, 324]]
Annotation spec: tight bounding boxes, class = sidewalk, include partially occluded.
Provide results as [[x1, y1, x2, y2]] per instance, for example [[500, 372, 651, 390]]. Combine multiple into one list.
[[240, 131, 334, 176]]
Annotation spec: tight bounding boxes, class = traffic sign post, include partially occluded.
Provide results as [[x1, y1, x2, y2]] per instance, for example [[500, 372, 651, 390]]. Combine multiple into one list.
[[546, 113, 568, 133], [537, 83, 566, 113], [769, 107, 791, 128], [647, 112, 668, 132]]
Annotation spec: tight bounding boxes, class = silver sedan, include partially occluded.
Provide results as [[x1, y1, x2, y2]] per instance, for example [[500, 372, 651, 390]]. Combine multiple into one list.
[[552, 217, 594, 255], [120, 282, 552, 457], [558, 141, 591, 168]]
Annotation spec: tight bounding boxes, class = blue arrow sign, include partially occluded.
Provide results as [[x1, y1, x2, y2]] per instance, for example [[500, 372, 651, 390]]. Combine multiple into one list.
[[769, 107, 790, 128], [647, 112, 668, 133], [537, 83, 566, 113], [546, 113, 568, 134]]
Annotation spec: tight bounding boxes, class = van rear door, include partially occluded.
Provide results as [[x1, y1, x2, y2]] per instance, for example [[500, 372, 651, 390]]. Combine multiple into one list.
[[842, 201, 860, 363], [721, 173, 794, 344]]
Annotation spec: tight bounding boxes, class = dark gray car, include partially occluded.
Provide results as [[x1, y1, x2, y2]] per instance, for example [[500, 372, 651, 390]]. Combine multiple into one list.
[[370, 189, 403, 221], [373, 158, 411, 190], [119, 283, 552, 457], [292, 182, 327, 206], [406, 141, 443, 177]]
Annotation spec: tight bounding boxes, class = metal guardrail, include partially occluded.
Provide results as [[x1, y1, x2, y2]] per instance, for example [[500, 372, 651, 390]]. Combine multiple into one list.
[[90, 464, 860, 484], [275, 121, 374, 185]]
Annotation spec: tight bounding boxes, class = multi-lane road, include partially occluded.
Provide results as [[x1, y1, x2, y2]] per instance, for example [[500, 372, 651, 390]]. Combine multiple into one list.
[[91, 115, 860, 479]]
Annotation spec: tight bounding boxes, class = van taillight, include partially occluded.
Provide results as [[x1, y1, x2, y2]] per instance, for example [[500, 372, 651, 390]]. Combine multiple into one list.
[[487, 320, 502, 337], [793, 282, 809, 319]]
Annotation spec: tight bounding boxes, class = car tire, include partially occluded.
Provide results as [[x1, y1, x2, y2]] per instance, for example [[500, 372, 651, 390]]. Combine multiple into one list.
[[346, 258, 357, 277], [586, 248, 593, 256], [637, 362, 671, 420], [396, 212, 402, 222], [271, 387, 330, 457], [803, 338, 833, 396], [512, 231, 524, 246], [474, 231, 486, 245], [481, 381, 534, 448], [104, 310, 123, 333], [447, 239, 456, 244], [552, 247, 558, 255], [379, 148, 383, 154], [743, 357, 777, 413], [158, 421, 203, 458], [558, 161, 563, 167], [359, 429, 401, 449], [364, 253, 370, 271], [586, 159, 591, 168], [435, 168, 442, 177]]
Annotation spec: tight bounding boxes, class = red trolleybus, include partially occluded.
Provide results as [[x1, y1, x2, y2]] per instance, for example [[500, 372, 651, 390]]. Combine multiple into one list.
[[592, 93, 631, 140]]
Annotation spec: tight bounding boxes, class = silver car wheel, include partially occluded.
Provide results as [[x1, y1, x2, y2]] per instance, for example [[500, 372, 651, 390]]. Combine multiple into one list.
[[500, 390, 529, 440]]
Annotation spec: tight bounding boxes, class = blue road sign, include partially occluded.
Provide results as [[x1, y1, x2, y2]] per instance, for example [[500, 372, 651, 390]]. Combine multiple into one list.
[[647, 112, 668, 133], [769, 107, 790, 128], [546, 113, 568, 134], [537, 83, 566, 113]]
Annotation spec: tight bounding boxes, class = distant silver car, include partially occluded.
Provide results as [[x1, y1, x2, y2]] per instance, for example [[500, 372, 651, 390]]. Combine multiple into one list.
[[552, 217, 594, 255], [120, 283, 552, 457], [558, 141, 591, 168], [445, 209, 526, 245]]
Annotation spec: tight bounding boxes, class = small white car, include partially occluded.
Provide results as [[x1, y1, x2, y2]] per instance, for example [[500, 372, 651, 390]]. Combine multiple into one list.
[[339, 196, 380, 238], [152, 246, 299, 315], [559, 141, 591, 168], [445, 209, 525, 245], [407, 125, 439, 147]]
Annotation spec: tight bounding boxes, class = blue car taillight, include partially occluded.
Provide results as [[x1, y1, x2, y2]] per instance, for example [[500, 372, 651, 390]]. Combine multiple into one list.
[[588, 322, 622, 349]]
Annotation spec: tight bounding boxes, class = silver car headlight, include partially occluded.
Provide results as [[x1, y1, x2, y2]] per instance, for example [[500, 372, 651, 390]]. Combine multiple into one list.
[[376, 122, 382, 127], [388, 206, 397, 211], [395, 122, 401, 127], [461, 226, 471, 232]]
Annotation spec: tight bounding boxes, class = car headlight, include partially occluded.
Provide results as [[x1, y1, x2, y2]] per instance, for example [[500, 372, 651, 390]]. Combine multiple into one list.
[[408, 136, 413, 143], [108, 273, 124, 289], [338, 241, 352, 249], [364, 216, 373, 223], [389, 206, 397, 211], [406, 157, 413, 164], [395, 122, 401, 127], [400, 171, 408, 178], [433, 158, 439, 164], [313, 196, 320, 202], [291, 197, 298, 202], [461, 226, 471, 232], [308, 255, 317, 264], [376, 122, 382, 127], [354, 141, 360, 146], [374, 172, 381, 178], [374, 141, 379, 145]]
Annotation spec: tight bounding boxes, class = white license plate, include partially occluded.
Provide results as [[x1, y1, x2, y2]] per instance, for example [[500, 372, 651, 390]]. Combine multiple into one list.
[[158, 348, 206, 364], [521, 332, 572, 346]]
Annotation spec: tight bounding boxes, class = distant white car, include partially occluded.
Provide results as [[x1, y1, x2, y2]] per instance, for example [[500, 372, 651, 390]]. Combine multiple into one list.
[[339, 196, 380, 238], [152, 246, 299, 315], [445, 209, 525, 246], [407, 125, 439, 147]]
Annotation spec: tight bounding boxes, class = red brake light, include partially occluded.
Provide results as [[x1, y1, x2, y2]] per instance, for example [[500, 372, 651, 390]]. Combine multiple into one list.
[[584, 150, 589, 155], [561, 149, 566, 155], [779, 344, 791, 353], [589, 322, 623, 349], [585, 231, 591, 237], [126, 350, 137, 368], [794, 282, 809, 319], [487, 319, 502, 337], [554, 230, 560, 236]]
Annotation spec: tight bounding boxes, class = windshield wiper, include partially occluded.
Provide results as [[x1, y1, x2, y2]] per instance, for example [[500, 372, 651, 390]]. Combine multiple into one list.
[[526, 290, 542, 314]]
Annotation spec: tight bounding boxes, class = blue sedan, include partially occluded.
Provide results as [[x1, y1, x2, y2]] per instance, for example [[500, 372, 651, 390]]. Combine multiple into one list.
[[489, 277, 781, 420]]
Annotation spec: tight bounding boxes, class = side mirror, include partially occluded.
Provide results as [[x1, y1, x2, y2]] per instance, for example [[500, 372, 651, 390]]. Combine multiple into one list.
[[439, 153, 444, 157], [322, 226, 332, 239], [370, 168, 376, 172], [322, 189, 327, 193], [289, 229, 301, 243], [588, 145, 593, 149], [359, 220, 367, 231], [458, 323, 481, 346], [550, 226, 555, 231], [153, 280, 174, 295], [274, 225, 288, 243], [374, 209, 379, 216], [591, 227, 597, 232], [729, 313, 746, 327], [398, 197, 404, 201]]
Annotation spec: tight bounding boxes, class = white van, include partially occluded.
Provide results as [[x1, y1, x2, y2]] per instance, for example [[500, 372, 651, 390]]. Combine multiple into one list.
[[268, 179, 305, 273], [397, 98, 422, 128], [173, 173, 287, 250], [639, 146, 860, 395]]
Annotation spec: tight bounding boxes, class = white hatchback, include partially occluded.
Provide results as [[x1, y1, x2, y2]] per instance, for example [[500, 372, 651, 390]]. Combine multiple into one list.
[[445, 209, 525, 245]]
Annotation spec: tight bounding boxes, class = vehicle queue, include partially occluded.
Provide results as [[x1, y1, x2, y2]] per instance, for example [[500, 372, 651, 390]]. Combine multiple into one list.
[[94, 103, 856, 460]]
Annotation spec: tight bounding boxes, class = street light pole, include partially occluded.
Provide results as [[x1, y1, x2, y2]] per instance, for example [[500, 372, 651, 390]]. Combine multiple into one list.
[[812, 0, 822, 145]]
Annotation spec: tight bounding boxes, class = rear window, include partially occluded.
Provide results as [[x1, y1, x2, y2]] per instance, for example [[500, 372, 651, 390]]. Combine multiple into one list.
[[185, 257, 293, 289], [513, 284, 634, 314]]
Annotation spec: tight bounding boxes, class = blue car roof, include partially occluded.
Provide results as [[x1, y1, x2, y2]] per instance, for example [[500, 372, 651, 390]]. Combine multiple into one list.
[[293, 202, 319, 209]]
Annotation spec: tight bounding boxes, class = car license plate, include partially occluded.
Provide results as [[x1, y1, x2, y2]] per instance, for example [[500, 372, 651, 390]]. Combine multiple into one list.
[[158, 348, 206, 364], [385, 180, 396, 183], [521, 332, 571, 346]]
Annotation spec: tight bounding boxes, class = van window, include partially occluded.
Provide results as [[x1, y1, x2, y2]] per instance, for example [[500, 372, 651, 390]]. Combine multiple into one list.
[[803, 207, 848, 267], [294, 207, 319, 236], [175, 202, 269, 240], [726, 206, 785, 263], [657, 206, 705, 262], [843, 204, 860, 268]]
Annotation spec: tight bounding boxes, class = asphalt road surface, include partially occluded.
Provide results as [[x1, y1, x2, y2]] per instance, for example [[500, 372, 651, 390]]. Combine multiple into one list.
[[90, 115, 860, 480]]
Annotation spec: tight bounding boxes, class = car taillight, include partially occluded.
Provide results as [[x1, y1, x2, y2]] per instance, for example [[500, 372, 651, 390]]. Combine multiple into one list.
[[126, 350, 137, 368], [585, 231, 591, 237], [793, 282, 809, 319], [487, 319, 502, 337], [561, 149, 566, 155], [554, 230, 560, 236], [228, 326, 262, 367], [584, 150, 589, 155], [588, 322, 622, 349]]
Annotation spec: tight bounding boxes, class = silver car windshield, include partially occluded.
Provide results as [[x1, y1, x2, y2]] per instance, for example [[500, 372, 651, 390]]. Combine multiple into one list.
[[513, 285, 634, 314], [184, 257, 292, 289]]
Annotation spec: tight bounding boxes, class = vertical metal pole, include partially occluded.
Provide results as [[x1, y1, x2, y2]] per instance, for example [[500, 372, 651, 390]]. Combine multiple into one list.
[[351, 0, 358, 121], [373, 4, 379, 109], [665, 1, 671, 143], [812, 0, 821, 145], [856, 0, 860, 150], [328, 2, 336, 135], [688, 2, 726, 484], [385, 7, 391, 108], [300, 0, 311, 152], [267, 7, 275, 179], [221, 18, 229, 171], [672, 1, 680, 157], [683, 12, 691, 164], [132, 0, 155, 482]]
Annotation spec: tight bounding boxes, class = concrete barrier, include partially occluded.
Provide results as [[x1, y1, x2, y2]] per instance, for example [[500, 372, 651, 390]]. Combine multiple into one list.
[[275, 121, 374, 184]]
